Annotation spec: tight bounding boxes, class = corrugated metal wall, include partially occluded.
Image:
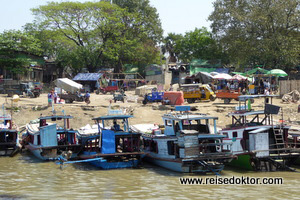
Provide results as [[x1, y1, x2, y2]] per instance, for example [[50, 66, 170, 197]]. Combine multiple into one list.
[[279, 80, 300, 96]]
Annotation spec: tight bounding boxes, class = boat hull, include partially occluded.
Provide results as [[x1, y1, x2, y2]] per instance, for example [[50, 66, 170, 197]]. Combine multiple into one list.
[[227, 154, 254, 170], [89, 159, 140, 169], [26, 144, 80, 161], [0, 147, 20, 157], [228, 153, 298, 171], [144, 155, 224, 173]]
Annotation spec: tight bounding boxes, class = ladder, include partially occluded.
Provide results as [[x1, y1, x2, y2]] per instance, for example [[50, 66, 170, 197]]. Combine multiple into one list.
[[273, 127, 285, 154], [272, 107, 285, 154]]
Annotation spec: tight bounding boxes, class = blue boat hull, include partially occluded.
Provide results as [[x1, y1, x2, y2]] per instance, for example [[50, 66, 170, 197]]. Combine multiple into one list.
[[89, 159, 140, 169]]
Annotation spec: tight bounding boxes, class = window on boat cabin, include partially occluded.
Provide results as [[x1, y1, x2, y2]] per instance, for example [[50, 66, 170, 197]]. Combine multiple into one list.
[[150, 140, 158, 153], [182, 120, 209, 133], [167, 141, 175, 155], [233, 132, 238, 138], [103, 119, 124, 131], [37, 135, 41, 145], [165, 120, 173, 127], [174, 121, 180, 133], [223, 132, 228, 138]]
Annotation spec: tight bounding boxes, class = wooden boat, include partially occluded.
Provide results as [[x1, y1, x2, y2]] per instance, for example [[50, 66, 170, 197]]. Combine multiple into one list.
[[132, 106, 234, 174], [70, 115, 143, 169], [23, 115, 82, 161], [0, 113, 20, 156], [220, 95, 300, 171]]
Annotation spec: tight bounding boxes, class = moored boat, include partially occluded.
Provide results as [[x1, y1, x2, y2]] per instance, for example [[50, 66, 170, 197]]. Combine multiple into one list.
[[0, 113, 20, 157], [72, 114, 143, 169], [23, 115, 82, 161], [220, 95, 300, 171], [132, 106, 234, 174]]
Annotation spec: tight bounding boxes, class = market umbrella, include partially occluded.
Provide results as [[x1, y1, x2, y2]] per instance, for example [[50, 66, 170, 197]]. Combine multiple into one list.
[[245, 67, 269, 75], [267, 69, 288, 77], [210, 72, 219, 76], [232, 72, 246, 76], [230, 74, 248, 81], [212, 73, 232, 80]]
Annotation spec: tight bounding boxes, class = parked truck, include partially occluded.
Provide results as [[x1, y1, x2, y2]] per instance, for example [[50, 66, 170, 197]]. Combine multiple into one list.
[[1, 81, 41, 97]]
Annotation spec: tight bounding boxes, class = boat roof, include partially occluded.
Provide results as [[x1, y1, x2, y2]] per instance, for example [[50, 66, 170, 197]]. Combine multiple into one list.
[[0, 129, 17, 133], [198, 134, 226, 139], [181, 84, 209, 87], [228, 110, 265, 117], [163, 113, 218, 120], [248, 127, 271, 134], [39, 115, 73, 120], [238, 94, 278, 101], [93, 115, 133, 120], [0, 115, 11, 120]]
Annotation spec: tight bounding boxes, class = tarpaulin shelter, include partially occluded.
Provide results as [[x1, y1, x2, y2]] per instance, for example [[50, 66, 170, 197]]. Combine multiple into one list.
[[54, 78, 82, 93], [183, 72, 212, 84], [73, 73, 103, 92], [189, 59, 228, 75], [73, 73, 103, 81], [212, 73, 232, 80]]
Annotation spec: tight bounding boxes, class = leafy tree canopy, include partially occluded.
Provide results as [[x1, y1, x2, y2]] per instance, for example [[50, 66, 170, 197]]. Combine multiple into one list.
[[209, 0, 300, 70], [161, 28, 226, 64], [30, 1, 163, 73], [0, 30, 42, 74]]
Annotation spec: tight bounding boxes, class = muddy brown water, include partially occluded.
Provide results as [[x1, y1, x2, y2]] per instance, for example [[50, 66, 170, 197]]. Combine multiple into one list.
[[0, 152, 300, 200], [1, 93, 300, 199]]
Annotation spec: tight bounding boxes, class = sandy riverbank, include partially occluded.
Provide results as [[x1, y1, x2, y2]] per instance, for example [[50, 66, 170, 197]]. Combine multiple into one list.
[[1, 91, 300, 130]]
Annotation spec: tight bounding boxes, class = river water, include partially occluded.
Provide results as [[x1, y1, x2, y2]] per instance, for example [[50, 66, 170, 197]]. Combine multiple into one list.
[[0, 152, 299, 200]]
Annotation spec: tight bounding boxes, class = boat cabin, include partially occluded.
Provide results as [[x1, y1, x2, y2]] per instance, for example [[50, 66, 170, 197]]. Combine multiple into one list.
[[81, 115, 141, 155], [143, 106, 232, 160], [221, 95, 300, 158], [0, 114, 18, 153], [26, 115, 78, 147]]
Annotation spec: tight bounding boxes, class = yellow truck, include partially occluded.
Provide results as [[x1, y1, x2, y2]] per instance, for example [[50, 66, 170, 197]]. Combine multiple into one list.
[[181, 84, 216, 103]]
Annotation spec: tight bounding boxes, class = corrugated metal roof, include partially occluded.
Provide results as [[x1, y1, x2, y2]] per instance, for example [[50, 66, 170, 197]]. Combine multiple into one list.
[[73, 73, 103, 81]]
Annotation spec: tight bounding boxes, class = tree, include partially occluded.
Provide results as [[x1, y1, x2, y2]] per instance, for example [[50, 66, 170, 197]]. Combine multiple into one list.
[[0, 30, 42, 74], [31, 1, 163, 73], [209, 0, 300, 70], [161, 28, 226, 64], [176, 28, 225, 63], [161, 33, 183, 63]]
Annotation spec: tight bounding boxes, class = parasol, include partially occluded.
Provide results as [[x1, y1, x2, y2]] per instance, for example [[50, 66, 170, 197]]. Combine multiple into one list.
[[266, 69, 288, 77]]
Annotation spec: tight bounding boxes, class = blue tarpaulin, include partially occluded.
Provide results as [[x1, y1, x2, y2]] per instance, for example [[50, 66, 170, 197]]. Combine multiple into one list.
[[73, 73, 103, 81], [101, 130, 116, 154]]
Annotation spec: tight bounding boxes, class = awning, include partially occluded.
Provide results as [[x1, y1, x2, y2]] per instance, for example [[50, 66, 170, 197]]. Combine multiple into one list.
[[54, 78, 82, 93], [73, 73, 103, 81]]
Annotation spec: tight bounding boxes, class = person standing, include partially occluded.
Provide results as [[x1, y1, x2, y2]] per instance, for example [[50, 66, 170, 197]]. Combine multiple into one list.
[[85, 91, 91, 104], [53, 90, 58, 104], [264, 87, 270, 103], [48, 91, 53, 107]]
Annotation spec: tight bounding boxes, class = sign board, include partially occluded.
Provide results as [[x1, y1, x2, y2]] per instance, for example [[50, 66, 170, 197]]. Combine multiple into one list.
[[175, 106, 190, 112]]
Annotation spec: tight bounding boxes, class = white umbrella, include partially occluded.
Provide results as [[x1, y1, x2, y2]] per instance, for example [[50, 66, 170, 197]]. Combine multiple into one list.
[[212, 73, 232, 80], [210, 72, 219, 76], [230, 74, 247, 81]]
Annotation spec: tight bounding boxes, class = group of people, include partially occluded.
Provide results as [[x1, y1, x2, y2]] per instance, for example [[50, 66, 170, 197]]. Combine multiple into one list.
[[47, 90, 91, 106], [259, 79, 271, 95]]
